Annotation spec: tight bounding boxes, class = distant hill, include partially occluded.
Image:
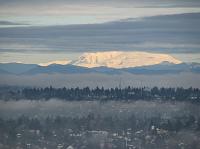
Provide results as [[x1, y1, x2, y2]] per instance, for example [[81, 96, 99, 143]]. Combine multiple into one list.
[[24, 64, 94, 75], [0, 68, 12, 75], [0, 61, 199, 75], [0, 63, 37, 74]]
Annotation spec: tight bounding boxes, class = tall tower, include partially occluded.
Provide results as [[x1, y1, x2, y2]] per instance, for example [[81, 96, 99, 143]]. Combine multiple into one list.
[[119, 77, 122, 89]]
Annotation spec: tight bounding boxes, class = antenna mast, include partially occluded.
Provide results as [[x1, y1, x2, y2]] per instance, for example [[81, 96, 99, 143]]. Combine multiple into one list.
[[119, 77, 122, 89]]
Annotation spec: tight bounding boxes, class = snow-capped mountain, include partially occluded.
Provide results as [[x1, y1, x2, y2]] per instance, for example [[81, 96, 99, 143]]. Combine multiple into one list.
[[36, 51, 181, 68], [2, 51, 196, 75], [73, 51, 182, 68]]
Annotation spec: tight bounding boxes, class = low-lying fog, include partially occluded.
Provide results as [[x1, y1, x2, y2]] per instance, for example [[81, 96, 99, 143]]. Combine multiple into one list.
[[0, 100, 199, 119]]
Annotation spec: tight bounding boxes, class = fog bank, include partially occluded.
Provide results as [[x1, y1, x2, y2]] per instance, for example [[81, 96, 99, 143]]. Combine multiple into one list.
[[0, 72, 200, 88], [0, 100, 199, 119]]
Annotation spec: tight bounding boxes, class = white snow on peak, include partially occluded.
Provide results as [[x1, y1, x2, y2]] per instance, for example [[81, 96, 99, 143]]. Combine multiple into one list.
[[73, 51, 182, 68], [39, 59, 71, 66]]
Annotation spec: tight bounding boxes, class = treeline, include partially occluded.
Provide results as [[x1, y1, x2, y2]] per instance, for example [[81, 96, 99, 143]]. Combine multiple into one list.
[[1, 86, 200, 102]]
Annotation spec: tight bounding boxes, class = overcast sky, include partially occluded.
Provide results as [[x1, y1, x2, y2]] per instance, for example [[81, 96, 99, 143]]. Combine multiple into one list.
[[0, 0, 200, 26], [0, 0, 200, 63]]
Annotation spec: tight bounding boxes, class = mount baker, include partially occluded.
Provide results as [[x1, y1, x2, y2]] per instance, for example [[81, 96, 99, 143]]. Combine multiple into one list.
[[39, 51, 182, 68]]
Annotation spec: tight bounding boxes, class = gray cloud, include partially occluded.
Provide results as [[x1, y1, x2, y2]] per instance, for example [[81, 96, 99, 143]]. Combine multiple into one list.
[[0, 21, 28, 26], [0, 0, 200, 8], [0, 13, 200, 63], [0, 13, 199, 54]]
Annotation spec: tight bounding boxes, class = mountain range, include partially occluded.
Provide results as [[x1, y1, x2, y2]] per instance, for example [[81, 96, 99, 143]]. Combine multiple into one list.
[[0, 51, 199, 75]]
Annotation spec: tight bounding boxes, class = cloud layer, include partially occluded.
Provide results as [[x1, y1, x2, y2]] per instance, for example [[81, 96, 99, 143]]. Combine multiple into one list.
[[0, 0, 200, 26], [1, 0, 200, 8], [0, 13, 200, 63]]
